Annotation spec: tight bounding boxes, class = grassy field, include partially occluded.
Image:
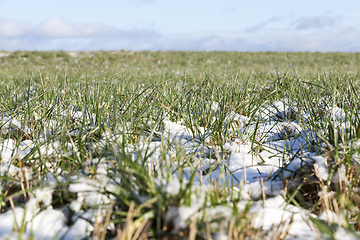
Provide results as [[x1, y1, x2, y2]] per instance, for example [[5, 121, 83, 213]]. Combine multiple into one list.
[[0, 51, 360, 239]]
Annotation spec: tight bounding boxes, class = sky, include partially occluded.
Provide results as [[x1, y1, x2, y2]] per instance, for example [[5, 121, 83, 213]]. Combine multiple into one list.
[[0, 0, 360, 52]]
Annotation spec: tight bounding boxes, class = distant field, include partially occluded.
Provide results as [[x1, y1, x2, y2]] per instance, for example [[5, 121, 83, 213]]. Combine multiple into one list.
[[0, 51, 359, 240], [1, 51, 360, 82]]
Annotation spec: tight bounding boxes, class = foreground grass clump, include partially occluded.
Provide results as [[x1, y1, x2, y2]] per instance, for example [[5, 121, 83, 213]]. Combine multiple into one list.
[[0, 51, 360, 239]]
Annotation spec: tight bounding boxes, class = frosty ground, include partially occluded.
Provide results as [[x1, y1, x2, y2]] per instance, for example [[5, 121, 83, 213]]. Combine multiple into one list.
[[0, 51, 359, 239]]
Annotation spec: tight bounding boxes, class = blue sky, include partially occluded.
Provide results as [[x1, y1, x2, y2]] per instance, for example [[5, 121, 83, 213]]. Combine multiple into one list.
[[1, 0, 360, 51]]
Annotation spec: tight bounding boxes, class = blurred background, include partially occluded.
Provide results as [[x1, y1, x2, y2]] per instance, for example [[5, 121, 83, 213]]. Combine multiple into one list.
[[0, 0, 359, 52]]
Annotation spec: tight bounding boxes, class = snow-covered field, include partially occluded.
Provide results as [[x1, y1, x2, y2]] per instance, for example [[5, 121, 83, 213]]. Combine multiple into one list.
[[0, 51, 360, 239]]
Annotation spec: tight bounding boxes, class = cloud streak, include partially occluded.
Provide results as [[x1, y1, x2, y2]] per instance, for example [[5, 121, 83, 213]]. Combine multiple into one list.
[[0, 18, 360, 52], [245, 17, 281, 33], [294, 16, 338, 30]]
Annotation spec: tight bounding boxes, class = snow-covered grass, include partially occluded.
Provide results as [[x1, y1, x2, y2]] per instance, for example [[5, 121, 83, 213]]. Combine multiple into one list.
[[0, 51, 360, 239]]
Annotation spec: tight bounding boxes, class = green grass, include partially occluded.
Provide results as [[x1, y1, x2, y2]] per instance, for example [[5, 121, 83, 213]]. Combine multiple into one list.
[[0, 51, 360, 239]]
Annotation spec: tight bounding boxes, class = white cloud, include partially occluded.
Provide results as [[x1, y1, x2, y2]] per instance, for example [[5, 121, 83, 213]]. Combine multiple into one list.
[[0, 20, 31, 37], [0, 18, 360, 52], [34, 19, 117, 38], [0, 19, 160, 51], [0, 19, 118, 38]]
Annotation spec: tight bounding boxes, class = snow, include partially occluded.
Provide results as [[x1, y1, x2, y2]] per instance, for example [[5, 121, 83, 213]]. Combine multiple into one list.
[[0, 207, 68, 239], [26, 187, 54, 213], [313, 155, 329, 180], [0, 52, 9, 58], [68, 177, 113, 207], [0, 206, 97, 240], [318, 210, 348, 225], [247, 180, 283, 199], [0, 98, 358, 239], [155, 177, 181, 196], [63, 216, 94, 240], [334, 227, 360, 240], [331, 164, 348, 183], [250, 195, 317, 239]]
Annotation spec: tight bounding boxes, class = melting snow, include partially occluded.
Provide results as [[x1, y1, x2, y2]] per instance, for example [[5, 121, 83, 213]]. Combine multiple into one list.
[[0, 99, 358, 239]]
